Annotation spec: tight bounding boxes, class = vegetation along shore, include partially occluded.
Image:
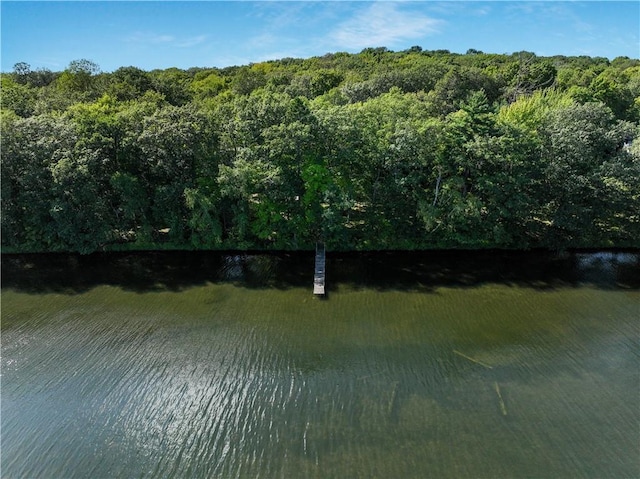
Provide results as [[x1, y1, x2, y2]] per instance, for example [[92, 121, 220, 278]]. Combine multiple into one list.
[[2, 48, 639, 253]]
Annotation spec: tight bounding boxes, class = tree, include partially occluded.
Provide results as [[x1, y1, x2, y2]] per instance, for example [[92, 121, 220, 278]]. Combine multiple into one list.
[[504, 53, 556, 102], [1, 75, 36, 117], [540, 102, 637, 246], [136, 104, 218, 243], [426, 67, 499, 116], [48, 147, 114, 253], [1, 114, 79, 250], [149, 68, 192, 105], [589, 67, 637, 120], [10, 62, 56, 88], [184, 187, 223, 247], [497, 89, 574, 135], [190, 72, 228, 101], [12, 62, 32, 84], [109, 171, 150, 243], [231, 66, 267, 96], [2, 49, 639, 253], [107, 66, 153, 101], [218, 150, 281, 245], [55, 59, 101, 102]]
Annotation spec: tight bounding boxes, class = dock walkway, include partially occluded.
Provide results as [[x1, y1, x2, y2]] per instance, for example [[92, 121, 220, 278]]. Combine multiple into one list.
[[313, 242, 326, 295]]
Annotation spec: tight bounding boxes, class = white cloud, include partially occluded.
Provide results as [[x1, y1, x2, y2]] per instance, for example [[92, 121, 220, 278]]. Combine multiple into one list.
[[506, 2, 594, 33], [175, 35, 208, 48], [473, 5, 491, 17], [331, 2, 443, 50], [127, 32, 176, 44], [246, 32, 280, 49], [126, 32, 208, 48], [225, 2, 444, 66]]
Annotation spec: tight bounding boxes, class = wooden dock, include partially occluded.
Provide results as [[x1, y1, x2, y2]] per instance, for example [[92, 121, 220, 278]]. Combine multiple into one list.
[[313, 242, 326, 295]]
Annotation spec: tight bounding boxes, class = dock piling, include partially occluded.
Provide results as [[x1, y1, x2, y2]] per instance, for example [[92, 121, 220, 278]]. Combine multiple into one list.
[[313, 242, 326, 295]]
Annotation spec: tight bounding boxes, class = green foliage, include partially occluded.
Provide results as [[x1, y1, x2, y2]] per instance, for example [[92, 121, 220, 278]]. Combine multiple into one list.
[[497, 89, 575, 133], [2, 49, 639, 252], [107, 66, 153, 101], [539, 102, 638, 246], [190, 72, 228, 101], [1, 75, 37, 117], [55, 59, 101, 101], [232, 66, 267, 95], [149, 68, 193, 105], [504, 53, 556, 102], [184, 187, 222, 247]]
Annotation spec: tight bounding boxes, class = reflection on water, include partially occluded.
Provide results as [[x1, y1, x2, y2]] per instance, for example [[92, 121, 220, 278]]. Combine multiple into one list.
[[2, 251, 639, 478]]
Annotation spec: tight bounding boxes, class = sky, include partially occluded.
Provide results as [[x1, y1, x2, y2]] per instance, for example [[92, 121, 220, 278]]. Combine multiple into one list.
[[1, 1, 639, 73]]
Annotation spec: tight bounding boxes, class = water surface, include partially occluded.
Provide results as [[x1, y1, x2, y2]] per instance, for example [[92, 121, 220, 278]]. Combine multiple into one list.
[[2, 251, 639, 478]]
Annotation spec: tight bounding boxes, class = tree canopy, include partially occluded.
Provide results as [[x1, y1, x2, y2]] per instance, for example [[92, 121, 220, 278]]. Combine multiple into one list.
[[2, 50, 639, 253]]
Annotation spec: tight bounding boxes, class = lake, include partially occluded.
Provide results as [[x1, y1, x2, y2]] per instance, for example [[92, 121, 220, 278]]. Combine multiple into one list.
[[2, 250, 639, 478]]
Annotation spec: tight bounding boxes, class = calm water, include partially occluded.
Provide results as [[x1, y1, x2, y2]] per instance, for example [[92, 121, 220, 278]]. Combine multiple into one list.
[[2, 250, 639, 478]]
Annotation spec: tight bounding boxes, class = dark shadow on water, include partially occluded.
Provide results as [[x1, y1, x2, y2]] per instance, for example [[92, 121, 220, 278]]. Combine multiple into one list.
[[1, 251, 312, 295], [1, 249, 639, 295], [331, 249, 640, 293]]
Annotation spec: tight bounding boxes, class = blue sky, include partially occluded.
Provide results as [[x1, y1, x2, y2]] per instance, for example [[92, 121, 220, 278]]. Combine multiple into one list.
[[1, 1, 638, 72]]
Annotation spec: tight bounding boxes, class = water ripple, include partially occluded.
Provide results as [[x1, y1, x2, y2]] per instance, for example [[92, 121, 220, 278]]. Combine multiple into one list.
[[2, 253, 639, 478]]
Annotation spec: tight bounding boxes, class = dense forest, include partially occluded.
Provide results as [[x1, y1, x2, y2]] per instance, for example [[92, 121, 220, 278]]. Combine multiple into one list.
[[2, 48, 639, 253]]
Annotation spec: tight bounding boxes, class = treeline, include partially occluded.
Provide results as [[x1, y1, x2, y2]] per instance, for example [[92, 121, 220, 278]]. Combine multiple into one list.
[[2, 48, 639, 253]]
